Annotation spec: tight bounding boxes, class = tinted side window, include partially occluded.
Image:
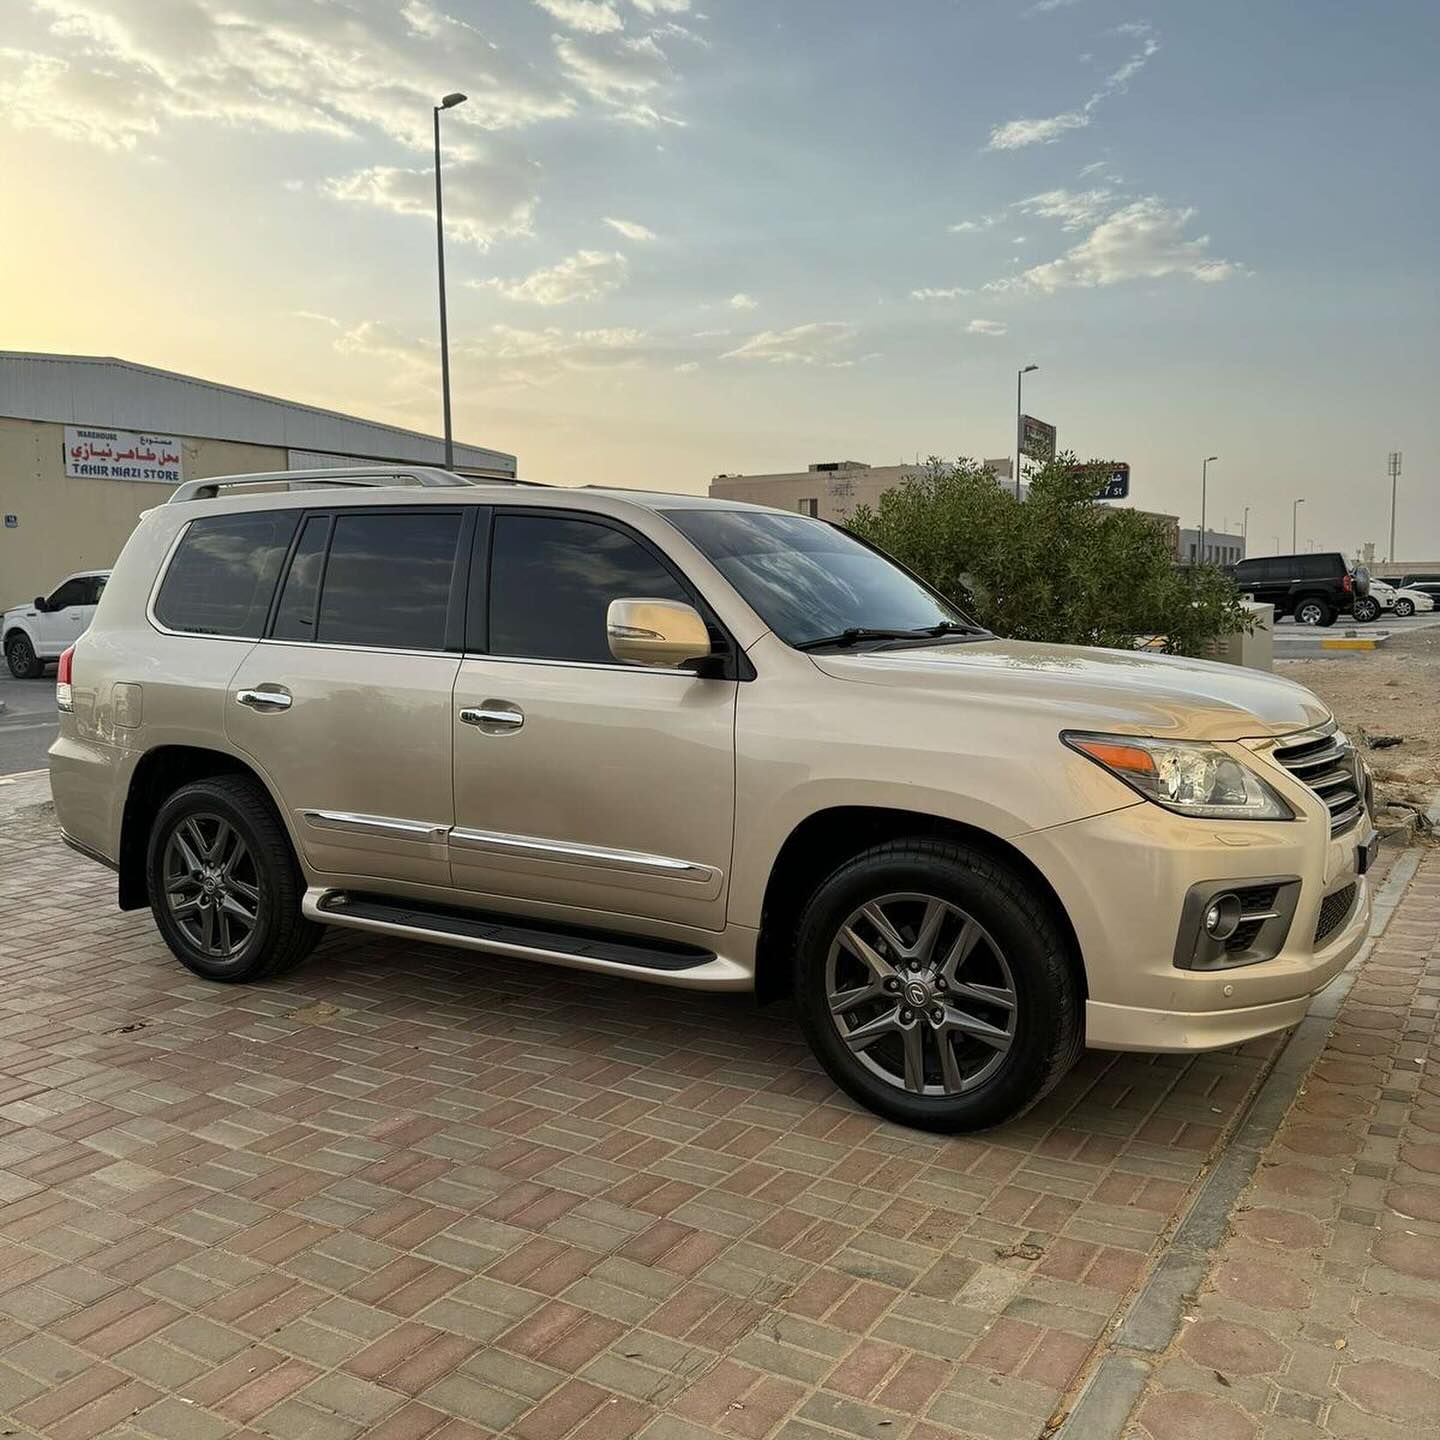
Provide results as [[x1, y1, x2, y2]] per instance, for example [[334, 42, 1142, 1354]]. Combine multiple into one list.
[[315, 511, 461, 650], [1232, 560, 1262, 584], [46, 578, 88, 610], [272, 516, 331, 641], [1299, 555, 1332, 580], [154, 512, 297, 637], [87, 575, 108, 605], [489, 513, 689, 663]]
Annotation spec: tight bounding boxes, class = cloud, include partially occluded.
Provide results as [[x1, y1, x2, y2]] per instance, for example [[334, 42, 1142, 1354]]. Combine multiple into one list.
[[1013, 187, 1117, 230], [727, 292, 758, 310], [553, 31, 678, 124], [8, 0, 575, 152], [1028, 0, 1080, 10], [478, 249, 628, 305], [603, 216, 657, 241], [988, 23, 1160, 150], [674, 361, 700, 373], [910, 286, 973, 301], [325, 147, 539, 248], [533, 0, 623, 32], [630, 0, 690, 11], [966, 319, 1008, 336], [985, 198, 1244, 293], [949, 215, 999, 234], [722, 322, 858, 367]]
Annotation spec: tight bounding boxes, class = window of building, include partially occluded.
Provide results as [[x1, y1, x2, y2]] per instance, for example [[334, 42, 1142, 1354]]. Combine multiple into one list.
[[797, 498, 819, 517], [488, 513, 690, 664], [314, 511, 462, 650], [154, 511, 297, 637]]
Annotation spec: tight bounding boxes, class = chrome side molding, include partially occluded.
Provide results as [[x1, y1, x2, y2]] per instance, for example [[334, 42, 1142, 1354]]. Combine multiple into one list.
[[300, 810, 449, 844], [449, 826, 719, 882]]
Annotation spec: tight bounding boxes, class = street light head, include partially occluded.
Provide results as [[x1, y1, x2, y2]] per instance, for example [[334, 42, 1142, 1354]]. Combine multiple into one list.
[[440, 91, 468, 109], [1206, 454, 1219, 463], [1021, 364, 1038, 375]]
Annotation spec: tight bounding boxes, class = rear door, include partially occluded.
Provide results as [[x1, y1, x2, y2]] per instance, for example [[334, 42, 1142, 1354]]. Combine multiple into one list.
[[226, 505, 472, 889], [449, 507, 738, 932]]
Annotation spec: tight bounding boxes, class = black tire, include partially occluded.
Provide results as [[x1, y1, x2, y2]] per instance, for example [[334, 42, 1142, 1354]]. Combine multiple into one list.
[[794, 838, 1082, 1132], [5, 633, 44, 680], [1395, 598, 1415, 618], [146, 775, 321, 982], [1294, 598, 1332, 627], [1352, 597, 1380, 623]]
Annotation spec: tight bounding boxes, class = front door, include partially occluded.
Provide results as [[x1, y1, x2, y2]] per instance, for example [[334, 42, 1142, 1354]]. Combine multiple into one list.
[[450, 509, 737, 933], [226, 506, 471, 890], [35, 575, 94, 656]]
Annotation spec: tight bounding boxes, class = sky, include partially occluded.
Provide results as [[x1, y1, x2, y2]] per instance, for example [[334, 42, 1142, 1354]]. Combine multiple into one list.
[[2, 0, 1438, 559]]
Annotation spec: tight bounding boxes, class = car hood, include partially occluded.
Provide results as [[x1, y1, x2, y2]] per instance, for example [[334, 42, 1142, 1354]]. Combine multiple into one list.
[[811, 637, 1331, 742]]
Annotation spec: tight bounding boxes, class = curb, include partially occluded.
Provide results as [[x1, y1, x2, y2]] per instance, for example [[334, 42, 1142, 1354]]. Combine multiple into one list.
[[1056, 842, 1423, 1439]]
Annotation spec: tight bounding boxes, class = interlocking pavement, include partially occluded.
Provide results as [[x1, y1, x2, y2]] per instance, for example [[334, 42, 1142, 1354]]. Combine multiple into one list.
[[1122, 849, 1440, 1440], [0, 769, 1404, 1440]]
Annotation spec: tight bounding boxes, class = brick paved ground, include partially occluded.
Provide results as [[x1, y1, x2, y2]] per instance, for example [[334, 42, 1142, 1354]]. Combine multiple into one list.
[[0, 770, 1374, 1440], [1124, 849, 1440, 1440]]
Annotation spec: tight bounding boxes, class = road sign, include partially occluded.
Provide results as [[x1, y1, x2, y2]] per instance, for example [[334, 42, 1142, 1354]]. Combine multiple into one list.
[[1021, 415, 1056, 463], [1067, 462, 1130, 500]]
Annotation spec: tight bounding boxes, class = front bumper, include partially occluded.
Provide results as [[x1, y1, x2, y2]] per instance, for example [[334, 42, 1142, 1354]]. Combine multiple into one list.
[[1013, 795, 1373, 1053]]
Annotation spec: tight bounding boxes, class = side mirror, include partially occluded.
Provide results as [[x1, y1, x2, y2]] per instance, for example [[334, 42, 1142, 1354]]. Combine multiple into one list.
[[607, 598, 712, 669], [33, 596, 48, 613]]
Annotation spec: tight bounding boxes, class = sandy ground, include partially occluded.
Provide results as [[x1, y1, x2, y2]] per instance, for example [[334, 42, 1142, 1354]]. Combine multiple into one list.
[[1278, 625, 1440, 834]]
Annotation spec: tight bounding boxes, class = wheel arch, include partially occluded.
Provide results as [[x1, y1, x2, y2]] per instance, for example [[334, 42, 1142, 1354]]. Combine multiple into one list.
[[118, 744, 286, 910], [753, 805, 1086, 1005]]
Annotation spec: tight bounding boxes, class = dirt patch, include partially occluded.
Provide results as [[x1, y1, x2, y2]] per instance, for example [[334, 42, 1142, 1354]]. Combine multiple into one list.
[[1278, 626, 1440, 833]]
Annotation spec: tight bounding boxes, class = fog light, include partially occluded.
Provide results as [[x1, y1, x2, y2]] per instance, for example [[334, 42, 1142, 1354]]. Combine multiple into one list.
[[1204, 893, 1243, 942]]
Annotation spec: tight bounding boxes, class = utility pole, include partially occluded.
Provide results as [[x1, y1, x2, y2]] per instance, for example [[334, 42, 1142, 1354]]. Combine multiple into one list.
[[433, 91, 468, 468], [1292, 497, 1305, 552], [1242, 506, 1250, 552], [1388, 451, 1402, 562], [1200, 455, 1218, 563]]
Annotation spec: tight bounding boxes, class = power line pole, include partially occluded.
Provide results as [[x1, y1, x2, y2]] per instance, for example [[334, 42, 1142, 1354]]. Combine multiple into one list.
[[1388, 451, 1402, 562]]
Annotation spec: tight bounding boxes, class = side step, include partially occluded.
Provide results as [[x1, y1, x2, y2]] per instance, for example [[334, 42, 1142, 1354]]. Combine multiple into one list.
[[304, 889, 751, 991]]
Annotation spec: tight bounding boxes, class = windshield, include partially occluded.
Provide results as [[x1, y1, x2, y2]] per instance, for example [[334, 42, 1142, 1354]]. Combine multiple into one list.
[[661, 508, 975, 648]]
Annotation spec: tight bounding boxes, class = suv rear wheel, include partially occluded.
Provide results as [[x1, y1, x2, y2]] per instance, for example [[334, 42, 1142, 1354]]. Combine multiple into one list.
[[5, 633, 44, 679], [794, 838, 1082, 1131], [146, 775, 321, 982], [1295, 598, 1333, 627]]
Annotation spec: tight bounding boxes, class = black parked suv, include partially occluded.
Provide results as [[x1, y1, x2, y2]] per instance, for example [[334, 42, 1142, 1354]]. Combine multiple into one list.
[[1229, 553, 1370, 627]]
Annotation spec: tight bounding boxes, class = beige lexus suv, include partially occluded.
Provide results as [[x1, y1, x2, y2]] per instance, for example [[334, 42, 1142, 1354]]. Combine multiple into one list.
[[51, 468, 1377, 1131]]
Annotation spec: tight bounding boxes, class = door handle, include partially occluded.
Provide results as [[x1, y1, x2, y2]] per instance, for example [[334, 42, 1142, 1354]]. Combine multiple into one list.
[[460, 704, 524, 733], [236, 688, 292, 712]]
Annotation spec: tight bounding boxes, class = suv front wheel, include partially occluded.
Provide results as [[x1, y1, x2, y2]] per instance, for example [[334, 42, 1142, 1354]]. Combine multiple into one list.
[[794, 839, 1082, 1131], [1294, 598, 1334, 627], [146, 775, 321, 982]]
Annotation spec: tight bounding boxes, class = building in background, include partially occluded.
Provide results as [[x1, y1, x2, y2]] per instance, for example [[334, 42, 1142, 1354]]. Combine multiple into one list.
[[708, 458, 1018, 521], [1179, 527, 1246, 566], [0, 352, 516, 603]]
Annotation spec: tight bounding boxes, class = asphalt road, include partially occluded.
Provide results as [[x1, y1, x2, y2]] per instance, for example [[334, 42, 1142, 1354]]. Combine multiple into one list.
[[0, 671, 57, 776]]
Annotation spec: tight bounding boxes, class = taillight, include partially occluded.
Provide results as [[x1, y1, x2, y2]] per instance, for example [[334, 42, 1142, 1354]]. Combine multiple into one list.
[[1343, 574, 1353, 593], [56, 645, 74, 713]]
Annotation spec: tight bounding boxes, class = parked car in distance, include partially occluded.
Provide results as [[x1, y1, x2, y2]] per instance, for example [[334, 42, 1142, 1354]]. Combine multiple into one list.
[[1396, 576, 1440, 616], [1228, 552, 1370, 626], [3, 569, 111, 678], [50, 468, 1377, 1132], [1362, 579, 1435, 619]]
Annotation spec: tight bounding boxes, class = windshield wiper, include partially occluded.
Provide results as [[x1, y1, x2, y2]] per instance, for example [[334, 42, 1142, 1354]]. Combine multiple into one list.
[[793, 621, 988, 652]]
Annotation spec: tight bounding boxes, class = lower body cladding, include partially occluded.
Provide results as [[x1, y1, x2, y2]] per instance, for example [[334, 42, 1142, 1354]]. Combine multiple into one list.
[[1013, 801, 1374, 1053]]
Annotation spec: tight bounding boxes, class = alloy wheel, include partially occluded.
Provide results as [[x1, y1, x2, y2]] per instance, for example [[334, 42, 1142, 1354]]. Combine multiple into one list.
[[162, 812, 260, 960], [825, 892, 1017, 1096], [6, 636, 35, 677], [1297, 603, 1323, 625]]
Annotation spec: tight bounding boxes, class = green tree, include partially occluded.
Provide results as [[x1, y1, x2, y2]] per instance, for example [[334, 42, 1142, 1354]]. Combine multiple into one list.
[[846, 453, 1248, 656]]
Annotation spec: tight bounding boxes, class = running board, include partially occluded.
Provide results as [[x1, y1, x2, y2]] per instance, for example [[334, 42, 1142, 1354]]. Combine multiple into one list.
[[303, 889, 751, 990]]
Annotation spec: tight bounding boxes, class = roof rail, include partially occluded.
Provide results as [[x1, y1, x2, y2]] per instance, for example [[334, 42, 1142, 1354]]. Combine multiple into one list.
[[166, 466, 522, 505]]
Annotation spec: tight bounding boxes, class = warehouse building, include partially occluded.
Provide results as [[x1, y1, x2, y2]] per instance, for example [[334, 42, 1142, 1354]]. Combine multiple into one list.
[[0, 351, 516, 604]]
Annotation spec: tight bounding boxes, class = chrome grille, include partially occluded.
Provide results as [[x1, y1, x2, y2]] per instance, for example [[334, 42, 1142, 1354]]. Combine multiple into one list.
[[1272, 725, 1364, 835], [1314, 883, 1357, 945]]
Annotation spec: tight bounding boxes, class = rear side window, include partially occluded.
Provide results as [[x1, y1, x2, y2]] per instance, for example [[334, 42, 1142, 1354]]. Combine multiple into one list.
[[314, 511, 462, 650], [488, 513, 689, 663], [1299, 555, 1333, 579], [272, 516, 331, 641], [154, 512, 297, 637]]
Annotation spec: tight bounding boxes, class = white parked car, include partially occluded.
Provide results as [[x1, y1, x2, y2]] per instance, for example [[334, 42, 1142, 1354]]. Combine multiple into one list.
[[3, 570, 111, 678], [1364, 580, 1434, 620]]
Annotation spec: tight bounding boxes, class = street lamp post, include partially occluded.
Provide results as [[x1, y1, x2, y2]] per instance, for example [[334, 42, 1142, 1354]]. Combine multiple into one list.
[[433, 91, 468, 469], [1242, 505, 1250, 554], [1015, 364, 1038, 501], [1200, 455, 1218, 564], [1388, 451, 1402, 562], [1292, 497, 1305, 552]]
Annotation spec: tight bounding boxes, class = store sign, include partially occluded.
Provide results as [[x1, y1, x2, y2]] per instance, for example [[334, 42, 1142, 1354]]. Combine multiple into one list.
[[64, 426, 183, 484], [1021, 415, 1056, 463]]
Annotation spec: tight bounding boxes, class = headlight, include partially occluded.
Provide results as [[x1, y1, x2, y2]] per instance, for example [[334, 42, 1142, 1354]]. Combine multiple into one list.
[[1063, 732, 1294, 820]]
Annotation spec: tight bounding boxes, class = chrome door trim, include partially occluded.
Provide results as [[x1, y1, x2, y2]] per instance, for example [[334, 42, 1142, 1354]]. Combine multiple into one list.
[[460, 652, 698, 677], [236, 688, 292, 711], [449, 826, 719, 883], [301, 810, 450, 844], [459, 706, 524, 731]]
